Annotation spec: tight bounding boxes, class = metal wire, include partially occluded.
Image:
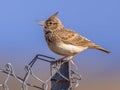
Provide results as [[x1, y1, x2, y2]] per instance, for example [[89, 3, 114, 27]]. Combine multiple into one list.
[[0, 54, 81, 90]]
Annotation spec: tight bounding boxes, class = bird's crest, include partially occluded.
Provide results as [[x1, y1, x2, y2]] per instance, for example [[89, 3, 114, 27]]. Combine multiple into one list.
[[49, 12, 59, 19]]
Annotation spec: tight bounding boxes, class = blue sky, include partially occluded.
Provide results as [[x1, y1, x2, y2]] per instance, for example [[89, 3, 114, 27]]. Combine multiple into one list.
[[0, 0, 120, 89]]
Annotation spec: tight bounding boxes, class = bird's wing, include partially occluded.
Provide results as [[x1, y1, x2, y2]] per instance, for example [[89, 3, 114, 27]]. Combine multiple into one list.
[[56, 28, 96, 47], [56, 28, 110, 53]]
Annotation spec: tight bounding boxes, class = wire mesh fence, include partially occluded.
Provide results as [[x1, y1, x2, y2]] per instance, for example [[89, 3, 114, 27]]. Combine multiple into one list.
[[0, 54, 81, 90]]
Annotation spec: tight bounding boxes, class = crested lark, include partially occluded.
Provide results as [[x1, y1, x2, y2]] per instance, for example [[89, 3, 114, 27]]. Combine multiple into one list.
[[38, 12, 110, 63]]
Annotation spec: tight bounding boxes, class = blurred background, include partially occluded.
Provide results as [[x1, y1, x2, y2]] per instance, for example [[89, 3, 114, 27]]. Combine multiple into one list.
[[0, 0, 120, 90]]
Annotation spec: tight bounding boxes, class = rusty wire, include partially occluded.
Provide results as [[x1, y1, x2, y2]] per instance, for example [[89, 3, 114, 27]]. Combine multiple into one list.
[[0, 54, 81, 90]]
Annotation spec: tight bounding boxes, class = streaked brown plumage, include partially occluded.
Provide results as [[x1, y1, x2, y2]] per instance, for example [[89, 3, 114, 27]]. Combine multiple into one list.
[[38, 12, 110, 62]]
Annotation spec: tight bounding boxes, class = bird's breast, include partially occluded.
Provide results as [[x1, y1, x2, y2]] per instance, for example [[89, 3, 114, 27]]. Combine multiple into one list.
[[48, 42, 88, 56]]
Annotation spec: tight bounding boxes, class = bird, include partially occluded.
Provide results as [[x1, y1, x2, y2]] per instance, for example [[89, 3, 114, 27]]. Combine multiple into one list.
[[38, 12, 110, 65]]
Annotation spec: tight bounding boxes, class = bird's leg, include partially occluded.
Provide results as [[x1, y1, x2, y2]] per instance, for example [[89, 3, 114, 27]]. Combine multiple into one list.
[[66, 56, 74, 64], [57, 56, 68, 64], [66, 56, 78, 70]]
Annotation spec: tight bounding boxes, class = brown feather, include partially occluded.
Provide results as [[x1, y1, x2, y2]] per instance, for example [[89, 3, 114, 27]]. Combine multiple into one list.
[[94, 46, 110, 53]]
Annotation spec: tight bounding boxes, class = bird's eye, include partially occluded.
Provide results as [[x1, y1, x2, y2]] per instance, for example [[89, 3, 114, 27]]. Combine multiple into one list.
[[49, 22, 52, 24]]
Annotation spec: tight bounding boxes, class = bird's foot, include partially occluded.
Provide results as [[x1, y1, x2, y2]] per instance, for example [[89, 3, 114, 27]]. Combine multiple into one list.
[[56, 56, 67, 65]]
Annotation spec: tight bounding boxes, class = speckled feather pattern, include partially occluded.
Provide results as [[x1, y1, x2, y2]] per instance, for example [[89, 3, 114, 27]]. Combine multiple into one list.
[[39, 12, 110, 56]]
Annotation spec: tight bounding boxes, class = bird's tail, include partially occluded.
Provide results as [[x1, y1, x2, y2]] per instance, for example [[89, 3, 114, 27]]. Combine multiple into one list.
[[94, 45, 110, 53]]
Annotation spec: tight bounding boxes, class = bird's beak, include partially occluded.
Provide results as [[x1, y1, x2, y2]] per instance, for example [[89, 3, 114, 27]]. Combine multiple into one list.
[[37, 20, 45, 26]]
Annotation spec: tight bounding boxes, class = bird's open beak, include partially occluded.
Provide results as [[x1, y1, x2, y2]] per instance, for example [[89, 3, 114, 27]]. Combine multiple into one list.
[[37, 20, 45, 26]]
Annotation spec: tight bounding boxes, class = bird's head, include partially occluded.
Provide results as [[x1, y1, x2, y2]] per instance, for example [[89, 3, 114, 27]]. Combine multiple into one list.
[[38, 12, 64, 31]]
